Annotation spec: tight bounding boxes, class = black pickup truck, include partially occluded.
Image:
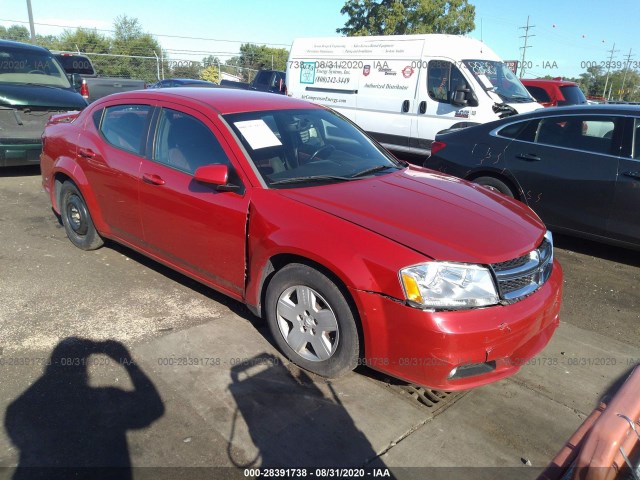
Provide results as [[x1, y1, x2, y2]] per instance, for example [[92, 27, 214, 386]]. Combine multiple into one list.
[[54, 52, 146, 103], [220, 69, 286, 94], [0, 40, 87, 167]]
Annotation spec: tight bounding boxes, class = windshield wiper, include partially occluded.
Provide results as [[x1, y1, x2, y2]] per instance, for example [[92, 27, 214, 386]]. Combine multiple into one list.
[[269, 175, 357, 186], [350, 164, 397, 178]]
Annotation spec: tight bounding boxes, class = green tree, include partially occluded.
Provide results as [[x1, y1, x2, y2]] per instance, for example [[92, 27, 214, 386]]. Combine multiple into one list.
[[172, 62, 201, 79], [200, 65, 220, 83], [0, 24, 31, 42], [50, 28, 112, 74], [109, 16, 164, 82], [239, 43, 288, 73], [337, 0, 475, 36]]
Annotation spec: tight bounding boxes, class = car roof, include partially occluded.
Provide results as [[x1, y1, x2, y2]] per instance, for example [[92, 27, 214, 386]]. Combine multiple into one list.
[[101, 88, 323, 115], [518, 104, 640, 117], [521, 78, 579, 87], [0, 39, 51, 54], [437, 104, 640, 138]]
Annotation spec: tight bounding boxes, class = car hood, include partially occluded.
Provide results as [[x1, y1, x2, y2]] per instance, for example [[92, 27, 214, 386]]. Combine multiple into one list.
[[0, 83, 87, 109], [277, 166, 546, 264]]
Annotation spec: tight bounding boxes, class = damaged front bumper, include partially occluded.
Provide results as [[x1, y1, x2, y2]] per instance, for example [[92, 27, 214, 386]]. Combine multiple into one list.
[[349, 260, 563, 391]]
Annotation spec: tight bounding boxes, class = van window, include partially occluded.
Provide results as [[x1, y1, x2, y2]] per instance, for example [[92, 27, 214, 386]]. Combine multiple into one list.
[[100, 105, 151, 155], [428, 61, 468, 104]]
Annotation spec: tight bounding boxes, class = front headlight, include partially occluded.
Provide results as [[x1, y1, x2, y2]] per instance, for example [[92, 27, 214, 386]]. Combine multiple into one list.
[[399, 262, 499, 310]]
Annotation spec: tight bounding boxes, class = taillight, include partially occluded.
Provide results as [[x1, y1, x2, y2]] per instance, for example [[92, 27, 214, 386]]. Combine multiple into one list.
[[430, 140, 446, 155], [80, 79, 89, 99]]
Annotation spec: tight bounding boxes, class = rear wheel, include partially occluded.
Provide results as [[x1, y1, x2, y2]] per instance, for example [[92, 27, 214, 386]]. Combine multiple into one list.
[[265, 264, 359, 378], [60, 181, 104, 250], [472, 176, 515, 198]]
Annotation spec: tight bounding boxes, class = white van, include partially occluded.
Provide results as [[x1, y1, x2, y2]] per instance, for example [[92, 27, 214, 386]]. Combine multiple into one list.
[[286, 34, 542, 157]]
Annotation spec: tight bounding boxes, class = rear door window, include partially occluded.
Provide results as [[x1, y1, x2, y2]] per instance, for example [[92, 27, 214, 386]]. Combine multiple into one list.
[[535, 115, 618, 155]]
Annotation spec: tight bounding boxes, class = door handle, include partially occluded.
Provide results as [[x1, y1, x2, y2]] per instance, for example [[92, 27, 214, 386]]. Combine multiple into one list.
[[142, 173, 165, 185], [78, 147, 96, 159], [516, 153, 541, 161], [402, 100, 410, 113], [623, 171, 640, 180], [419, 101, 426, 114]]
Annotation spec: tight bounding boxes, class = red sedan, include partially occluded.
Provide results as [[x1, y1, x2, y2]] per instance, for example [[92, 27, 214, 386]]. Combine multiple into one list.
[[40, 88, 563, 390]]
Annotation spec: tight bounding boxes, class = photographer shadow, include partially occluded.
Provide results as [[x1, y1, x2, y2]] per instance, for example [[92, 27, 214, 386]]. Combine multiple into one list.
[[4, 337, 164, 480], [227, 353, 387, 470]]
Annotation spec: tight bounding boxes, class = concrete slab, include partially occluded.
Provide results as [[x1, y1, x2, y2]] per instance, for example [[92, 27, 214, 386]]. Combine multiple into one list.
[[508, 321, 640, 415], [127, 313, 428, 468]]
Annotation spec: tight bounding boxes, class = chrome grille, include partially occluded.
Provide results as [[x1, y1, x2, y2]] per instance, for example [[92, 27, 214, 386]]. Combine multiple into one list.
[[491, 237, 553, 303]]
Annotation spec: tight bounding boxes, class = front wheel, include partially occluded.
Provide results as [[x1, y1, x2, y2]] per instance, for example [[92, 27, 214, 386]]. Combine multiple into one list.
[[265, 264, 360, 378], [60, 181, 104, 250], [472, 176, 515, 198]]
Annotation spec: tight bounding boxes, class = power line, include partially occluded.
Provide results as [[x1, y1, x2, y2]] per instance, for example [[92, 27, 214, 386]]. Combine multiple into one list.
[[619, 48, 635, 100], [0, 17, 291, 47], [518, 15, 535, 78], [602, 43, 618, 99]]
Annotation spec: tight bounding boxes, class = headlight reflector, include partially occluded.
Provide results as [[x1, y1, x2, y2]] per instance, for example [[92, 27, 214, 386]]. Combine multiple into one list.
[[399, 262, 499, 310]]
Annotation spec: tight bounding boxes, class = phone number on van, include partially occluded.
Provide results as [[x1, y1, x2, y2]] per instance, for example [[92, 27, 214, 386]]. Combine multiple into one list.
[[315, 76, 350, 85]]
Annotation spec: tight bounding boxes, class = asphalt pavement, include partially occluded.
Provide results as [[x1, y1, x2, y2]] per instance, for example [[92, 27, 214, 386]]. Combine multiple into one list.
[[0, 167, 638, 479]]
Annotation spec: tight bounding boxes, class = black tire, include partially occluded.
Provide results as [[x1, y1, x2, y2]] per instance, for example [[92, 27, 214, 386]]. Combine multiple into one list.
[[472, 176, 515, 198], [59, 181, 104, 250], [265, 263, 359, 378]]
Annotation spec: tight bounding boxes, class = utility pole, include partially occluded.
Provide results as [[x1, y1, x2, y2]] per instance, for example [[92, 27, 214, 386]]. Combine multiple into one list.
[[518, 16, 535, 78], [619, 48, 634, 101], [602, 43, 618, 100], [26, 0, 36, 43]]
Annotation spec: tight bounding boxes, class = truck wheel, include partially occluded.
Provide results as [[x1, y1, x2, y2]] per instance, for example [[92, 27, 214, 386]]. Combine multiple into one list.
[[265, 264, 359, 378], [60, 181, 104, 250], [473, 176, 515, 198]]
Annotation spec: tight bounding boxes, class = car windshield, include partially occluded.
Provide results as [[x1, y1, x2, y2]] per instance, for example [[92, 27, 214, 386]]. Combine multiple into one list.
[[463, 60, 534, 103], [0, 47, 71, 88], [224, 108, 404, 188]]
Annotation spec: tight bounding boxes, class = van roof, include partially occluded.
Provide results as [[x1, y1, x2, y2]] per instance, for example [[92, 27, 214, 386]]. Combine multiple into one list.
[[289, 34, 501, 62]]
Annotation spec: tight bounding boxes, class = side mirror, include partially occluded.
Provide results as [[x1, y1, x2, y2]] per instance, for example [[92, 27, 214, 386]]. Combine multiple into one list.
[[68, 73, 82, 90], [194, 164, 239, 192], [452, 89, 468, 107]]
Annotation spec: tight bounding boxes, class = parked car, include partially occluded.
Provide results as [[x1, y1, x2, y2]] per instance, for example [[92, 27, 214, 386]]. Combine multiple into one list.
[[53, 52, 146, 103], [220, 69, 286, 95], [147, 78, 218, 88], [521, 78, 588, 108], [0, 40, 87, 167], [539, 366, 640, 480], [40, 88, 562, 390], [425, 105, 640, 249]]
